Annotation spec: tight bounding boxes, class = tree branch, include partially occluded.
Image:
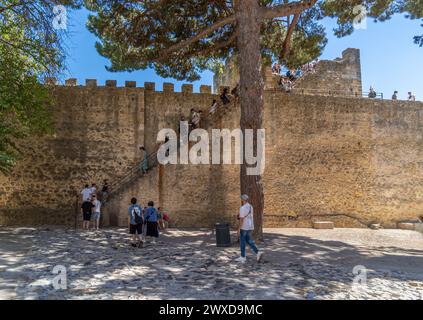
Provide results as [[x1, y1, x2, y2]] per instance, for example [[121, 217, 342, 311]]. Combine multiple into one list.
[[160, 14, 236, 56], [261, 0, 317, 20], [279, 13, 300, 60], [155, 29, 238, 63], [195, 30, 239, 58]]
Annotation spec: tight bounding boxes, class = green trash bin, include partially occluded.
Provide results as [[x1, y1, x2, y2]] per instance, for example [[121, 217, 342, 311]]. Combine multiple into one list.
[[215, 223, 231, 247]]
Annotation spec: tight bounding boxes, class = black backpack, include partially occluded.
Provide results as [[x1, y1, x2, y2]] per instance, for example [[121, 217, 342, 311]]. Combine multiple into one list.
[[133, 207, 143, 224]]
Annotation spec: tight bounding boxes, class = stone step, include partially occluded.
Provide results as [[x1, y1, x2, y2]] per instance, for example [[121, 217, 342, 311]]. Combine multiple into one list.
[[397, 222, 417, 231], [369, 224, 381, 230], [313, 221, 334, 230]]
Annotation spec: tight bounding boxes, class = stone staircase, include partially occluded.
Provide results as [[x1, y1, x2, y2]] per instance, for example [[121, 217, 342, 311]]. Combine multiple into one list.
[[80, 94, 240, 227]]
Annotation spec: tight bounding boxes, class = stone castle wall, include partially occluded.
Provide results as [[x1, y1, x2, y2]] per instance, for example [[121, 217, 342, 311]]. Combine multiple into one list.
[[1, 49, 422, 228], [289, 48, 363, 96], [216, 48, 363, 97]]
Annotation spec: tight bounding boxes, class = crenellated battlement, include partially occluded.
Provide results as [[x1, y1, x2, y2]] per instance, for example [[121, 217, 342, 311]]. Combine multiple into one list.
[[43, 78, 215, 94], [44, 47, 362, 96]]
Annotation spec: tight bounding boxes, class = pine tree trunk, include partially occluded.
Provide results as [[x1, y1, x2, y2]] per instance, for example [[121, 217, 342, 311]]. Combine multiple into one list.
[[237, 0, 264, 240]]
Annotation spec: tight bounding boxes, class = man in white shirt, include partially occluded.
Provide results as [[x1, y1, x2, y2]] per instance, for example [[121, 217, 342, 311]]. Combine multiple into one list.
[[90, 183, 97, 197], [235, 194, 263, 263], [81, 184, 92, 202]]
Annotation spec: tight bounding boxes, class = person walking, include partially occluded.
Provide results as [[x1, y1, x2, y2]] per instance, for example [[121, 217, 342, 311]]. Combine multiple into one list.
[[190, 109, 200, 130], [235, 194, 263, 264], [209, 99, 218, 115], [128, 197, 144, 247], [139, 146, 149, 174]]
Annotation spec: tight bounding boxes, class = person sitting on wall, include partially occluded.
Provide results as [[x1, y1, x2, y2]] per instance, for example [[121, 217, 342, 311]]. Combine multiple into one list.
[[278, 77, 292, 93], [408, 92, 416, 101], [220, 88, 230, 105], [272, 63, 281, 75], [368, 86, 377, 99], [295, 68, 302, 78], [286, 69, 292, 80], [287, 69, 296, 82]]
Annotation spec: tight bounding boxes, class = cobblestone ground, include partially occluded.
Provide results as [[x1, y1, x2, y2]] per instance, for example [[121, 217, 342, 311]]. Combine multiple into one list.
[[0, 227, 422, 300]]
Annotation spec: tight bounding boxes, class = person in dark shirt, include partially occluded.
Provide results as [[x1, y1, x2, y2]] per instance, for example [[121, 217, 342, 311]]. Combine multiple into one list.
[[81, 198, 95, 230], [220, 88, 230, 105], [144, 201, 159, 244], [128, 197, 144, 247]]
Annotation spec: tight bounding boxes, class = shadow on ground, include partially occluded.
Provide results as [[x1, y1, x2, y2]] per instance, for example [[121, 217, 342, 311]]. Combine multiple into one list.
[[0, 227, 422, 300]]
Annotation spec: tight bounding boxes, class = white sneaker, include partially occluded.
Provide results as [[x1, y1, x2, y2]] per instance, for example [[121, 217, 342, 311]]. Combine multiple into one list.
[[256, 252, 263, 262], [235, 256, 246, 263]]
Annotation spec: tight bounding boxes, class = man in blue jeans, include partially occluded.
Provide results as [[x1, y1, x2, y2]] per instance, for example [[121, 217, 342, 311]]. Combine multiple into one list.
[[236, 194, 263, 263]]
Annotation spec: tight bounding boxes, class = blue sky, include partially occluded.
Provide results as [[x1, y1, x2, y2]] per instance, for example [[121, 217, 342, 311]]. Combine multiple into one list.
[[63, 8, 422, 100]]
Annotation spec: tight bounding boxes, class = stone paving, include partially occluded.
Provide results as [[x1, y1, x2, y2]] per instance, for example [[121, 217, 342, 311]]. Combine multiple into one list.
[[0, 227, 422, 300]]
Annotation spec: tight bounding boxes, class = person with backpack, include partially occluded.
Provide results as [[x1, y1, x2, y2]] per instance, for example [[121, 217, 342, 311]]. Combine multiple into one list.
[[128, 197, 144, 247], [235, 194, 263, 264], [144, 201, 159, 244]]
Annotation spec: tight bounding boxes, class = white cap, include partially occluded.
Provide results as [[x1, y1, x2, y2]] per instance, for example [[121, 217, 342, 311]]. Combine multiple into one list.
[[241, 194, 249, 201]]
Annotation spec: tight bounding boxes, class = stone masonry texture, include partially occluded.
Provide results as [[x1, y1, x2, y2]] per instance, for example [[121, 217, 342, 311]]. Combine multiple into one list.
[[0, 49, 422, 228]]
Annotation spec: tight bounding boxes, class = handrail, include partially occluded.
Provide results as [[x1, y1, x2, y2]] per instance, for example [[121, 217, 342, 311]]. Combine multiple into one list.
[[280, 87, 384, 99], [98, 94, 239, 203], [106, 149, 160, 198]]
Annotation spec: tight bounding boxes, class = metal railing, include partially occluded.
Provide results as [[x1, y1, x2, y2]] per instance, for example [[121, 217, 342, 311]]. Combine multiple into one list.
[[73, 149, 161, 228], [73, 93, 239, 226], [105, 94, 240, 196], [106, 149, 160, 199], [283, 87, 384, 99]]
